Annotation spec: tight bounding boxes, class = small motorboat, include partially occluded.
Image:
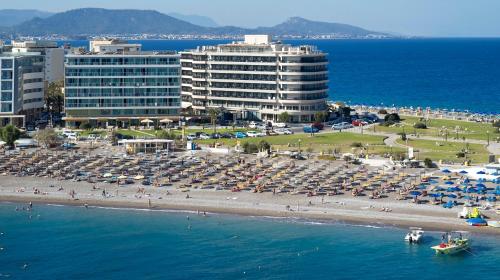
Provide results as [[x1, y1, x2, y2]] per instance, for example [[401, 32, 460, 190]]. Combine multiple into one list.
[[487, 221, 500, 228], [431, 231, 470, 255], [466, 217, 488, 226], [405, 227, 424, 243]]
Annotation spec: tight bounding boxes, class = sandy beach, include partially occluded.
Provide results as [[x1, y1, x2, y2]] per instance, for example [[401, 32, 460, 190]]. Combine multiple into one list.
[[1, 174, 499, 235]]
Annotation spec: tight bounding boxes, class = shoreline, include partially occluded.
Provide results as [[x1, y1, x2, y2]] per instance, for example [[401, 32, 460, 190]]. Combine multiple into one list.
[[2, 192, 499, 236]]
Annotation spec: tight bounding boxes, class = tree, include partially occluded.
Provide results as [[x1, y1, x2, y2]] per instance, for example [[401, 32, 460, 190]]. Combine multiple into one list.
[[258, 140, 271, 152], [46, 80, 64, 114], [79, 122, 92, 130], [423, 158, 434, 168], [0, 125, 21, 147], [378, 109, 388, 114], [34, 128, 59, 148], [384, 113, 401, 123], [314, 112, 326, 123], [208, 108, 220, 133], [278, 112, 290, 123], [242, 142, 259, 154]]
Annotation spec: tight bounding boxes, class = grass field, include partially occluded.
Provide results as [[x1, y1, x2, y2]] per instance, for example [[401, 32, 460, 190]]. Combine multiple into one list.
[[376, 116, 498, 141], [195, 132, 392, 154], [396, 138, 490, 164]]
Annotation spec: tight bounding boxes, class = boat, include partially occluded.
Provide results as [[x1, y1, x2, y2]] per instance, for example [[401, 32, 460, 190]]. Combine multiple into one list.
[[431, 232, 470, 255], [404, 227, 424, 243], [487, 221, 500, 228], [466, 217, 488, 226]]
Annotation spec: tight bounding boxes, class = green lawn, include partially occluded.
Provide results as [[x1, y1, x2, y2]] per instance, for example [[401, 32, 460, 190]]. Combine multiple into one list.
[[196, 132, 390, 154], [376, 116, 497, 141], [396, 138, 490, 164]]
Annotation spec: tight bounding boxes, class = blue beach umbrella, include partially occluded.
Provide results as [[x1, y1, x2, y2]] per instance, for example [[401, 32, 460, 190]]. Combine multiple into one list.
[[476, 171, 486, 175], [487, 196, 497, 202], [429, 179, 439, 184], [442, 169, 451, 173], [475, 183, 486, 188], [418, 185, 428, 190], [447, 186, 461, 192], [445, 181, 454, 185], [463, 178, 470, 184], [447, 194, 458, 198], [459, 170, 468, 174], [409, 191, 421, 196]]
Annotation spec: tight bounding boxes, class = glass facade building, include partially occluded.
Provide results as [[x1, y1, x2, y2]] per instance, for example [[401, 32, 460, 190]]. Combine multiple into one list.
[[64, 47, 181, 126], [0, 51, 45, 125]]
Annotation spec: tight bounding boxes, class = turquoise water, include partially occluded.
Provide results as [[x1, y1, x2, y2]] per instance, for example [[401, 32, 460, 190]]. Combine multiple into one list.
[[1, 202, 499, 279], [63, 38, 500, 114]]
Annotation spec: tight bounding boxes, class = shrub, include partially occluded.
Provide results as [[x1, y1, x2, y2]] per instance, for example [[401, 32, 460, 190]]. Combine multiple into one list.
[[378, 109, 388, 114], [413, 122, 427, 129], [456, 152, 466, 158], [79, 122, 92, 130], [384, 113, 401, 123], [424, 158, 434, 168], [381, 120, 395, 127], [242, 142, 259, 154], [493, 121, 500, 128], [0, 125, 21, 147], [350, 142, 363, 148]]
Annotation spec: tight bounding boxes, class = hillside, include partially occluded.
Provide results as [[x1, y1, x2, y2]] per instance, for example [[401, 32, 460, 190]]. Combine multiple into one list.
[[0, 9, 53, 27], [7, 8, 391, 38]]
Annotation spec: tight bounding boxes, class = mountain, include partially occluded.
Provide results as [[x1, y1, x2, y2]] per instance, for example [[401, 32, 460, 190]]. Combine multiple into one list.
[[168, 13, 218, 27], [12, 8, 208, 36], [256, 17, 385, 37], [7, 8, 391, 38], [0, 9, 53, 27]]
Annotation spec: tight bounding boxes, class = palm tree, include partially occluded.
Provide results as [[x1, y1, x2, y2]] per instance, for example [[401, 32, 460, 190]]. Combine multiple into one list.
[[208, 108, 220, 134]]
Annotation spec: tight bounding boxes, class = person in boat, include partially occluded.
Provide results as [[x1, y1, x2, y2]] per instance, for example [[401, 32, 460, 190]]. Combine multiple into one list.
[[409, 235, 413, 244]]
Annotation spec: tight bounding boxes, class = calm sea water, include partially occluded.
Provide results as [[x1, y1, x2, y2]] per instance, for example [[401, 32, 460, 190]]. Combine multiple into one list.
[[63, 38, 500, 114], [0, 202, 499, 279]]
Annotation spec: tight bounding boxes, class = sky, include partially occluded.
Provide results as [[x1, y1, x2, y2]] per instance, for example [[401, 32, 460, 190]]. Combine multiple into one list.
[[3, 0, 500, 37]]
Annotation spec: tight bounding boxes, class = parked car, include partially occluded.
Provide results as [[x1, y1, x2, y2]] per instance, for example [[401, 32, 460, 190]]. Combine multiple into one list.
[[249, 121, 262, 129], [352, 120, 368, 126], [198, 133, 211, 140], [303, 126, 319, 133], [210, 133, 221, 139], [220, 132, 234, 139], [332, 122, 353, 130], [273, 122, 288, 128], [234, 131, 248, 138], [246, 131, 263, 138], [312, 122, 324, 130], [186, 134, 197, 141], [274, 128, 293, 135]]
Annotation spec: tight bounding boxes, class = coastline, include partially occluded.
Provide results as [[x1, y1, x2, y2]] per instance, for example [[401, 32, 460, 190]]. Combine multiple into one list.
[[2, 185, 499, 236]]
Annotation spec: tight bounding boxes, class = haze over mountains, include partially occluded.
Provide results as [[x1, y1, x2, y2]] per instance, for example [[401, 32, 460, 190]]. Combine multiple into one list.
[[0, 8, 391, 39]]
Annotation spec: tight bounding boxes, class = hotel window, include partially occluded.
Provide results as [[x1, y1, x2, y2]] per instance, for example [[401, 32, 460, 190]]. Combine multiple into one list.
[[1, 59, 13, 69], [1, 81, 12, 91]]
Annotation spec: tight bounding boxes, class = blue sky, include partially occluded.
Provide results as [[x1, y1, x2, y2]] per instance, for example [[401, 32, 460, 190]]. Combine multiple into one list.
[[3, 0, 500, 37]]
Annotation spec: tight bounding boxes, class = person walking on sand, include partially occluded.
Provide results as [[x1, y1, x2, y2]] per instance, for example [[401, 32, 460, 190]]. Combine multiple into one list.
[[148, 199, 152, 208]]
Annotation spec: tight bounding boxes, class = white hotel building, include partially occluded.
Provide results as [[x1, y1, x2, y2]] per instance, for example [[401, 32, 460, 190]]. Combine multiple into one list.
[[180, 35, 329, 123]]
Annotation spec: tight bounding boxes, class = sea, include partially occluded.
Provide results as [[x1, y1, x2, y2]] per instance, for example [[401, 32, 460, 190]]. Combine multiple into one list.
[[60, 38, 500, 114], [0, 202, 499, 279]]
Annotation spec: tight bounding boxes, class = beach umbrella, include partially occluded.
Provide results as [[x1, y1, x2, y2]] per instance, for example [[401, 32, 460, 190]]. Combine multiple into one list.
[[409, 191, 421, 196], [442, 169, 451, 173], [447, 186, 461, 192], [463, 195, 473, 200], [447, 194, 458, 198], [487, 196, 497, 202], [140, 119, 153, 124], [159, 118, 174, 123], [429, 179, 439, 184], [476, 171, 486, 175], [417, 185, 428, 190], [459, 170, 468, 174], [463, 178, 470, 184], [477, 178, 486, 182], [444, 181, 454, 185], [475, 183, 486, 188], [434, 186, 446, 191], [428, 193, 441, 198]]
